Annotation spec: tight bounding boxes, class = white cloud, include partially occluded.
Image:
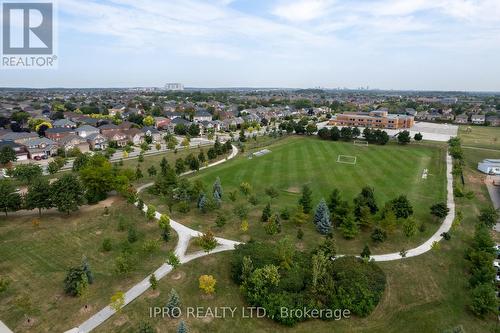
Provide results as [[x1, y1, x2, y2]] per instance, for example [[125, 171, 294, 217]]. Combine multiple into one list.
[[271, 0, 334, 22]]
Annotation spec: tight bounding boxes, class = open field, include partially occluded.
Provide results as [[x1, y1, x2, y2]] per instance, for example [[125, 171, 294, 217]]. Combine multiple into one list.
[[459, 125, 500, 150], [0, 199, 176, 333], [143, 136, 447, 255]]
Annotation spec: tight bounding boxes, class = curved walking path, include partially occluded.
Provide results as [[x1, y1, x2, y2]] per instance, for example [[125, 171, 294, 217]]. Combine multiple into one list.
[[67, 145, 455, 332], [66, 146, 240, 333]]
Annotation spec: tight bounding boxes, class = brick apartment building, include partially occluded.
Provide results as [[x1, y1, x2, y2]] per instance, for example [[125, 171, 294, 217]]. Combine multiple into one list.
[[328, 110, 414, 129]]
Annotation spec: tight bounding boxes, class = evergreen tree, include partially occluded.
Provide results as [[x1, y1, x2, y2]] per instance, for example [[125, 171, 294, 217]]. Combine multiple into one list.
[[381, 208, 398, 233], [360, 245, 371, 258], [327, 188, 341, 212], [81, 257, 94, 284], [299, 185, 313, 214], [390, 195, 413, 219], [314, 199, 332, 235], [160, 157, 169, 176], [261, 202, 271, 222], [147, 165, 157, 177], [358, 205, 373, 229], [135, 166, 143, 179], [317, 233, 337, 259], [177, 320, 188, 333], [149, 273, 158, 290], [213, 177, 223, 198], [166, 288, 181, 316], [197, 192, 207, 212], [339, 214, 359, 239]]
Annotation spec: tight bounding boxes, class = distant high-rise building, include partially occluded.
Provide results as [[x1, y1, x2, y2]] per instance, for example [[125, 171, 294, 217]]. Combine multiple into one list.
[[164, 83, 184, 91]]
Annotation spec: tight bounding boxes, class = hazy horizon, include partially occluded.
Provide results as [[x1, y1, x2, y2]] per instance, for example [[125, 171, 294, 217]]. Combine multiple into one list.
[[2, 0, 500, 91]]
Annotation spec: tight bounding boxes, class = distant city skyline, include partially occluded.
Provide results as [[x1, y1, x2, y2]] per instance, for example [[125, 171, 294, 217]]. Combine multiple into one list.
[[1, 0, 500, 91]]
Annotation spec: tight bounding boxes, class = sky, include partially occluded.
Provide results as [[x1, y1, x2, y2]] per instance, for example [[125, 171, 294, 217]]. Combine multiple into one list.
[[1, 0, 500, 91]]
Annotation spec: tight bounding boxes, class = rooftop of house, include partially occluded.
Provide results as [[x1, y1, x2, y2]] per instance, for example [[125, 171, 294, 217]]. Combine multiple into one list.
[[76, 125, 99, 132], [45, 127, 75, 134]]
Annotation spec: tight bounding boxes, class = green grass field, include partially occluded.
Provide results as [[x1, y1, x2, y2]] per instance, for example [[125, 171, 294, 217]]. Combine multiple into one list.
[[0, 199, 176, 333], [459, 125, 500, 150], [143, 136, 447, 255]]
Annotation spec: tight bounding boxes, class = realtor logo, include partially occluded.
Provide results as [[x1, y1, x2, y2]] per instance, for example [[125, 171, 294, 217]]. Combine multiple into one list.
[[1, 1, 57, 68]]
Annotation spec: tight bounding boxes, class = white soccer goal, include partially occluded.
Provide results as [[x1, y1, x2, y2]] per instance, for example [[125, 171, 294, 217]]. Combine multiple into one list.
[[353, 140, 368, 146], [337, 155, 357, 165]]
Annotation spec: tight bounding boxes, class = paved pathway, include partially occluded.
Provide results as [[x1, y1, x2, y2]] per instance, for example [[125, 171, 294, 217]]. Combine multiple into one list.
[[67, 145, 455, 332], [67, 146, 240, 333]]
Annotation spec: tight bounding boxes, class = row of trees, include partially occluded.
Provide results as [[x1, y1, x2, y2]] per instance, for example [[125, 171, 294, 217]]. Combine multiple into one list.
[[465, 212, 499, 317], [318, 126, 423, 145], [296, 185, 444, 242]]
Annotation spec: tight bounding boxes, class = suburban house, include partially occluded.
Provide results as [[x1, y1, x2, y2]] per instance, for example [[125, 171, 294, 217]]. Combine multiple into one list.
[[454, 114, 469, 124], [24, 137, 58, 158], [328, 110, 414, 129], [154, 117, 171, 130], [141, 127, 162, 143], [194, 109, 213, 122], [86, 133, 108, 150], [45, 127, 76, 141], [53, 118, 77, 128], [486, 116, 500, 126], [118, 121, 134, 131], [76, 125, 100, 138], [59, 135, 90, 153], [103, 131, 128, 147], [169, 117, 191, 132], [0, 140, 29, 161], [122, 128, 145, 145], [0, 132, 39, 144], [99, 124, 121, 136], [108, 106, 126, 116], [471, 114, 486, 125], [478, 159, 500, 175]]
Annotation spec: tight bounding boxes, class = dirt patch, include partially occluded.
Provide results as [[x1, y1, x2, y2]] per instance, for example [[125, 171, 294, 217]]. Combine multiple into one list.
[[113, 315, 129, 327], [200, 293, 215, 301], [79, 304, 93, 314], [95, 230, 102, 235], [171, 271, 186, 281], [201, 316, 214, 323], [147, 290, 160, 299], [241, 235, 251, 242], [22, 317, 37, 328], [285, 187, 301, 194]]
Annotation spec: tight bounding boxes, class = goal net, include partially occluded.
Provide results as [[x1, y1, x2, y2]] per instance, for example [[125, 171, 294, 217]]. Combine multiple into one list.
[[353, 140, 368, 146], [337, 155, 357, 165]]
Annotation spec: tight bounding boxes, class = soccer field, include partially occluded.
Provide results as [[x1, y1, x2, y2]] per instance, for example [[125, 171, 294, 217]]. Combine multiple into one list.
[[144, 136, 448, 254]]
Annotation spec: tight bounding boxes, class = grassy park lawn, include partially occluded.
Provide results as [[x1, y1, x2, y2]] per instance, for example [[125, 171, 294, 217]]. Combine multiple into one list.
[[0, 199, 176, 333], [458, 125, 500, 150], [96, 136, 497, 333], [143, 136, 447, 255]]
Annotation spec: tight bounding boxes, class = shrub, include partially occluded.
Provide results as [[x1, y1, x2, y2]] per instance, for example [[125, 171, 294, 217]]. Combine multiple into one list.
[[371, 228, 387, 243], [0, 276, 10, 294], [101, 238, 112, 252], [128, 227, 139, 243], [199, 275, 217, 294], [280, 208, 290, 220], [215, 214, 227, 228], [197, 230, 218, 253]]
